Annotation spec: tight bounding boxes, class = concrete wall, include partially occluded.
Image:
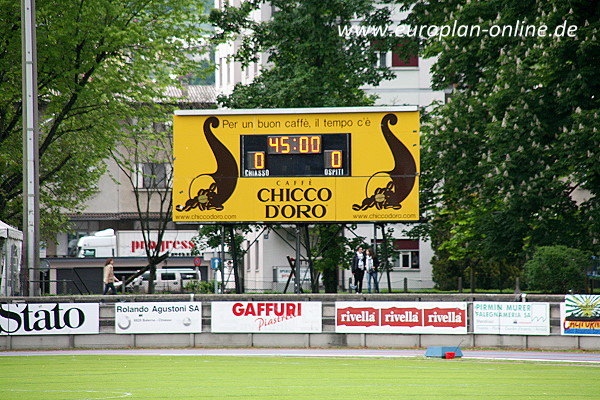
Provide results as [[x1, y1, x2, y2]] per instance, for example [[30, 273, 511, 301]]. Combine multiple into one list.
[[1, 293, 598, 351]]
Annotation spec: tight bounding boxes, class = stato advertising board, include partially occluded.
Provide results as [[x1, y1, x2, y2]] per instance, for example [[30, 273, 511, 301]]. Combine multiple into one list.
[[211, 301, 322, 333], [335, 302, 467, 334], [0, 303, 99, 335], [173, 107, 420, 223]]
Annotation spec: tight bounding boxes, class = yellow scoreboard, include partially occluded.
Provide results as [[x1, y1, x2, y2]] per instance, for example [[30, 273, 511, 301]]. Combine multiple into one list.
[[173, 107, 419, 223]]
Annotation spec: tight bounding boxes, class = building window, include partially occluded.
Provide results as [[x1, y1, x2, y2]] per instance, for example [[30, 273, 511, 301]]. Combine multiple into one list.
[[244, 241, 251, 272], [227, 60, 231, 86], [396, 251, 420, 269], [392, 41, 419, 67], [393, 239, 419, 269], [392, 52, 418, 67], [152, 121, 171, 133], [218, 57, 223, 87], [255, 242, 260, 271], [370, 40, 388, 68], [375, 51, 387, 68], [139, 163, 168, 189]]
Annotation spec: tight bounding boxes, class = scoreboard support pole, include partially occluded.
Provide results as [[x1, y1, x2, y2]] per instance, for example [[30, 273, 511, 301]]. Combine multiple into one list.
[[378, 223, 393, 293], [220, 226, 226, 294], [294, 225, 301, 294], [228, 225, 242, 294], [303, 225, 317, 293]]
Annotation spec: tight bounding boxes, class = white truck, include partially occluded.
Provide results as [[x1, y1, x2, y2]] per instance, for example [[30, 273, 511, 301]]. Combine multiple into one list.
[[76, 229, 198, 258]]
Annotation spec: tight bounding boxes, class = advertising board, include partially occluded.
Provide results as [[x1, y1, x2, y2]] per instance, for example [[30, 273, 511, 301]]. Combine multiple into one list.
[[211, 301, 322, 333], [335, 302, 467, 334], [116, 230, 197, 257], [114, 302, 202, 334], [473, 302, 550, 335], [561, 294, 600, 336], [0, 303, 99, 335], [173, 107, 420, 223]]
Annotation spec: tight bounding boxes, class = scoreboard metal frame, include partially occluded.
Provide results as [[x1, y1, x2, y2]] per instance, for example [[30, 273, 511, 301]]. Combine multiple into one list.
[[241, 133, 351, 178], [173, 107, 420, 223]]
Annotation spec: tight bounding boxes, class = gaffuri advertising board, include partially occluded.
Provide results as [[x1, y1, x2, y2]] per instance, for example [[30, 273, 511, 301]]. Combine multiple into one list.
[[115, 302, 202, 334], [173, 107, 419, 223], [473, 302, 550, 335], [0, 303, 99, 335], [211, 301, 322, 333], [561, 294, 600, 336], [335, 302, 467, 334]]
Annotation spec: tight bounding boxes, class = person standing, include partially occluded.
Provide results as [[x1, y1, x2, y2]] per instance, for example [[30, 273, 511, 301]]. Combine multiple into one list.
[[351, 246, 366, 293], [365, 248, 380, 293], [103, 258, 120, 295]]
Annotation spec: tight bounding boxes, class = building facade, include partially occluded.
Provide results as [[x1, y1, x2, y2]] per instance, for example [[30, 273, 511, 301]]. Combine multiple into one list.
[[49, 3, 444, 293]]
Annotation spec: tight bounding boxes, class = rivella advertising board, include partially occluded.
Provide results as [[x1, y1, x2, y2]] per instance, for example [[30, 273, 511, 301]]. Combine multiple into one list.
[[173, 107, 420, 223], [335, 302, 467, 334]]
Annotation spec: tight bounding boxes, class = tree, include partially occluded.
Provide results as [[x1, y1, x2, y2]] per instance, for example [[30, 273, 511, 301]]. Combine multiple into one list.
[[191, 224, 257, 293], [110, 107, 175, 293], [398, 0, 600, 288], [209, 0, 406, 291], [311, 224, 349, 293], [525, 245, 591, 293], [0, 0, 208, 239]]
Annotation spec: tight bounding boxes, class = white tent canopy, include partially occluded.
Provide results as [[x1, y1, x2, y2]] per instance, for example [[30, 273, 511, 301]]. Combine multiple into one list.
[[0, 220, 23, 296]]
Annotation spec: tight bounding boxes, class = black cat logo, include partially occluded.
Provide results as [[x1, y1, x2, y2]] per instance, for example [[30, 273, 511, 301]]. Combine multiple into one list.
[[352, 113, 417, 211], [176, 117, 238, 212]]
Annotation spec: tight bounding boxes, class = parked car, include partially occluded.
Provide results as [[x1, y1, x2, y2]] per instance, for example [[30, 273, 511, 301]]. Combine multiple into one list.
[[132, 268, 201, 293]]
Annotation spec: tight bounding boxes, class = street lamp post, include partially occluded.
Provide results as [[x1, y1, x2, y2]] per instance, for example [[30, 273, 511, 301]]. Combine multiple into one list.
[[21, 0, 40, 296]]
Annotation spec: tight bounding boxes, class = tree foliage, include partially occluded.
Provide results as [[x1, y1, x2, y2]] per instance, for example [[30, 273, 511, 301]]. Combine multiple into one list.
[[398, 0, 600, 288], [191, 224, 257, 293], [208, 0, 406, 292], [524, 245, 591, 293], [0, 0, 207, 239], [210, 0, 406, 108], [310, 224, 350, 293]]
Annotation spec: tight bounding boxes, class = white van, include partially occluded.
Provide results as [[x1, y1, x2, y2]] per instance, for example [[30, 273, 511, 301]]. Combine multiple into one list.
[[133, 268, 201, 293]]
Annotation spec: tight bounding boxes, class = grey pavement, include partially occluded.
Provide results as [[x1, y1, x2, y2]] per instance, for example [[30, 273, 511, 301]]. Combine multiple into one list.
[[1, 347, 599, 363]]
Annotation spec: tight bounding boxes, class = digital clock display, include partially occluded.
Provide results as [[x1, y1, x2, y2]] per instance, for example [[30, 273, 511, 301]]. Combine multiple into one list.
[[267, 135, 321, 154], [241, 133, 350, 177]]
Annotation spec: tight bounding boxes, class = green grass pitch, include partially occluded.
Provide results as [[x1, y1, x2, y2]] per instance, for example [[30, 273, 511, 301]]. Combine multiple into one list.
[[0, 354, 598, 399]]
